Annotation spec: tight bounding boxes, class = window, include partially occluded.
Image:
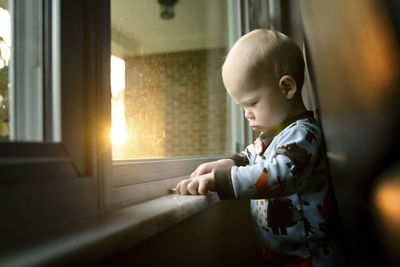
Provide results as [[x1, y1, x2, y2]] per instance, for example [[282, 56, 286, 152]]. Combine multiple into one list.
[[108, 0, 252, 206], [0, 0, 272, 238], [0, 2, 10, 141], [1, 0, 259, 217], [111, 0, 229, 160], [0, 0, 105, 235], [0, 0, 61, 142]]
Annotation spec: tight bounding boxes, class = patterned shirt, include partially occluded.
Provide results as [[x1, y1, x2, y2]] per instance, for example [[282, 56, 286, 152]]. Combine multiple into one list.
[[215, 112, 344, 266]]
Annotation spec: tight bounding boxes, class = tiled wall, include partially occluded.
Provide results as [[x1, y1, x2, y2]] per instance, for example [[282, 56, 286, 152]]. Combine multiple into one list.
[[120, 48, 227, 159]]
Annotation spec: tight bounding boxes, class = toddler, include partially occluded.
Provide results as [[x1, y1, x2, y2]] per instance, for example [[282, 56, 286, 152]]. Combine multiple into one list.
[[177, 29, 343, 266]]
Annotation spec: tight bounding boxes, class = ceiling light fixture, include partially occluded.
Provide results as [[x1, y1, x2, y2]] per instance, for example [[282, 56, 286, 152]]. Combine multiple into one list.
[[158, 0, 178, 20]]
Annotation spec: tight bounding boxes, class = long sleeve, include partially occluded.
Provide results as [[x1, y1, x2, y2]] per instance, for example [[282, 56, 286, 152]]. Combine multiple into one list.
[[230, 142, 257, 166], [216, 122, 320, 200]]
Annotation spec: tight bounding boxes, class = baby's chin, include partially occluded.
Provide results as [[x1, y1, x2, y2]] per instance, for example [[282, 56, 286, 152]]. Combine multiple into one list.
[[260, 123, 282, 134], [260, 126, 275, 134]]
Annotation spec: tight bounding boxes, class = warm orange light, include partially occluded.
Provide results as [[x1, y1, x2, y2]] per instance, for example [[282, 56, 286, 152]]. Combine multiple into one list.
[[373, 171, 400, 259], [374, 179, 400, 229]]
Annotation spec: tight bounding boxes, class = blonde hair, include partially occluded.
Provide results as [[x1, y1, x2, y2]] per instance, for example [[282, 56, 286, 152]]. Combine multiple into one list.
[[223, 29, 305, 89]]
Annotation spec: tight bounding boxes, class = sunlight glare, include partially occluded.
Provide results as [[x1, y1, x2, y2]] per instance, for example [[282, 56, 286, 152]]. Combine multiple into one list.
[[111, 55, 127, 145]]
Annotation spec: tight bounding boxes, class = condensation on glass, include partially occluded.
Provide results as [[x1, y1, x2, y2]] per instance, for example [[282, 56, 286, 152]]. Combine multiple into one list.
[[111, 0, 228, 159], [0, 1, 10, 141]]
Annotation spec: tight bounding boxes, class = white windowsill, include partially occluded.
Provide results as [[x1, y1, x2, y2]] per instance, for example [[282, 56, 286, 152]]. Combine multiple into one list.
[[0, 193, 221, 266]]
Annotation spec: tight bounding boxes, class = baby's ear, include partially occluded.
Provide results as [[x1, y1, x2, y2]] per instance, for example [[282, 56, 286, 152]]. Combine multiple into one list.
[[279, 75, 297, 100]]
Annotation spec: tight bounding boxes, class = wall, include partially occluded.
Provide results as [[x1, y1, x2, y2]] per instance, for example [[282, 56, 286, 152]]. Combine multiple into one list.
[[300, 1, 400, 265], [97, 200, 260, 267], [119, 48, 227, 159]]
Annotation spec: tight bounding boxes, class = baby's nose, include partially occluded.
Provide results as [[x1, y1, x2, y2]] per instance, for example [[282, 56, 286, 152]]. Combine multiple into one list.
[[245, 110, 255, 120]]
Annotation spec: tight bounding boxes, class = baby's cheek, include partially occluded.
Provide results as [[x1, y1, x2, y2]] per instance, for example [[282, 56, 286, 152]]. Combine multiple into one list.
[[259, 112, 277, 128]]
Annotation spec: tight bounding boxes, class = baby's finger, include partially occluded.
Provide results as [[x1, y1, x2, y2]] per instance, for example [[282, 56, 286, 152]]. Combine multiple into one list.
[[198, 180, 209, 195], [178, 179, 190, 195], [176, 179, 187, 194], [187, 180, 199, 195], [190, 166, 201, 178], [176, 181, 182, 194], [194, 166, 209, 177]]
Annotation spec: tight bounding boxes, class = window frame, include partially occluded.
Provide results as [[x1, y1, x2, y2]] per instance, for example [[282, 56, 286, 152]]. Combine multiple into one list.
[[0, 0, 111, 239]]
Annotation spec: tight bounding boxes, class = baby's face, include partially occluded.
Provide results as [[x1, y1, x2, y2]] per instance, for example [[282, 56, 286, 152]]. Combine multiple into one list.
[[224, 72, 291, 133]]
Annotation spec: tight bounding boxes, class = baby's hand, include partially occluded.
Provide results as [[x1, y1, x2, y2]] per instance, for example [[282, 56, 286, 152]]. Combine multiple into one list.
[[190, 159, 235, 178], [176, 173, 215, 195]]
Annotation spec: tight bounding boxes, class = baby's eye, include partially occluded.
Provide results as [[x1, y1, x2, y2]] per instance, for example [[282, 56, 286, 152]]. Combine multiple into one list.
[[248, 101, 258, 107]]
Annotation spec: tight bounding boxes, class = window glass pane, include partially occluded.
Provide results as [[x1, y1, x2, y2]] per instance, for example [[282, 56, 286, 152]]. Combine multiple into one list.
[[111, 0, 229, 160], [0, 1, 10, 141], [0, 0, 60, 143]]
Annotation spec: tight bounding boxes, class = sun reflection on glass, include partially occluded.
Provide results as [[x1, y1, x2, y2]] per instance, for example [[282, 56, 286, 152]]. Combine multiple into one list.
[[111, 55, 127, 145]]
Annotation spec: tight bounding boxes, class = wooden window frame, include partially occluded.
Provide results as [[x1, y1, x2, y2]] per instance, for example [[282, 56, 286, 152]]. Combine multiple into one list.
[[0, 0, 111, 240]]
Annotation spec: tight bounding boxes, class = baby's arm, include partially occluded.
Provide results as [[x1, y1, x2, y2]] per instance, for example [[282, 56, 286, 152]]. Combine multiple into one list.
[[190, 159, 235, 178], [216, 125, 320, 199], [177, 138, 269, 195]]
